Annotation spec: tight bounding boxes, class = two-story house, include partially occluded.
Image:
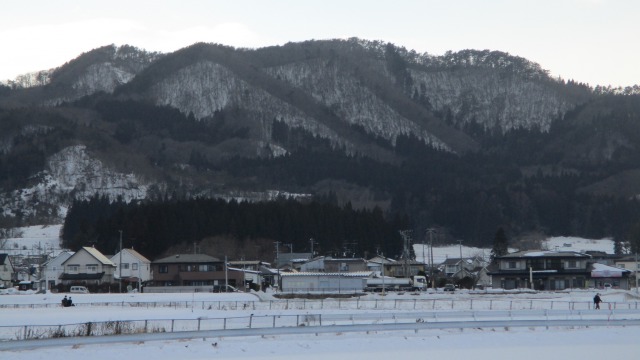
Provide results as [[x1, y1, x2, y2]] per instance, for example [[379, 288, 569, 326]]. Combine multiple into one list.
[[41, 251, 74, 290], [149, 254, 243, 288], [0, 253, 15, 288], [110, 248, 151, 290], [60, 247, 116, 286], [489, 250, 592, 290]]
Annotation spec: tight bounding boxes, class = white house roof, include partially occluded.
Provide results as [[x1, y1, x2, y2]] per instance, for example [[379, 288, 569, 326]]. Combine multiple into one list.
[[82, 247, 116, 266], [42, 251, 74, 267], [120, 248, 151, 263]]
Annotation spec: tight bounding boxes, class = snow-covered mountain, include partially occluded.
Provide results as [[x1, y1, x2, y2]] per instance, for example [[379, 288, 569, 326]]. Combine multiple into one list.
[[1, 39, 639, 243]]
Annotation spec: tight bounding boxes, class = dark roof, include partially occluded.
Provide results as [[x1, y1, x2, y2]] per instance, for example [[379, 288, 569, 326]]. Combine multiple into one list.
[[442, 258, 464, 265], [499, 250, 591, 259], [0, 254, 9, 265], [60, 272, 105, 280], [153, 254, 220, 264]]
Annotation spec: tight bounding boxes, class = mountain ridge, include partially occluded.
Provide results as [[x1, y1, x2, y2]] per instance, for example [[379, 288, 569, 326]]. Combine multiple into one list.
[[1, 39, 640, 244]]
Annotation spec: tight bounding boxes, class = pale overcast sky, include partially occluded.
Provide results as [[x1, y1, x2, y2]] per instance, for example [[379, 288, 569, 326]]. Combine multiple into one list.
[[1, 0, 638, 87]]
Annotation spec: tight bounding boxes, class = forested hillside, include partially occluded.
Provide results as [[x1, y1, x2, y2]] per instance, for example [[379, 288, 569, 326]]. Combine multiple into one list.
[[2, 39, 640, 258]]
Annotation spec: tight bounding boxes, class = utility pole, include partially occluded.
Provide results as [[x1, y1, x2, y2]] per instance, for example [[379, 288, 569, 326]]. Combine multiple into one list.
[[309, 238, 315, 258], [636, 251, 640, 294], [274, 241, 281, 292], [118, 230, 123, 293], [224, 255, 228, 289], [399, 230, 412, 277], [426, 228, 437, 288]]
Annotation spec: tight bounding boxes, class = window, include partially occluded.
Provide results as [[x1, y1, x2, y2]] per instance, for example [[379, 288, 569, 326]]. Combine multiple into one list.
[[132, 263, 138, 271], [122, 263, 129, 270], [68, 265, 79, 273], [566, 260, 577, 269], [87, 264, 98, 272], [508, 261, 517, 269], [159, 265, 168, 273]]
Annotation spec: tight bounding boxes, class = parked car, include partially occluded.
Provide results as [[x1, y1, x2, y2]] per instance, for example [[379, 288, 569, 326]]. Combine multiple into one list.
[[70, 286, 90, 294], [603, 283, 612, 290], [212, 285, 239, 293], [443, 284, 456, 292]]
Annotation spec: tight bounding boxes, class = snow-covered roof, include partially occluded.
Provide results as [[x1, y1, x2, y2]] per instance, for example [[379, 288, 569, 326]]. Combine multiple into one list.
[[502, 250, 591, 258], [590, 263, 630, 277], [82, 247, 115, 266]]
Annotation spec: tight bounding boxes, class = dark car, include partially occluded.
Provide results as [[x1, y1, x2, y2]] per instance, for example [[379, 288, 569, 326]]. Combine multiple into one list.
[[212, 285, 239, 293], [443, 284, 456, 292]]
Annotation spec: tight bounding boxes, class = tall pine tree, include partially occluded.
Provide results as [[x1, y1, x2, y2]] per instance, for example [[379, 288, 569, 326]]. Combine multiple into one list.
[[490, 227, 509, 264]]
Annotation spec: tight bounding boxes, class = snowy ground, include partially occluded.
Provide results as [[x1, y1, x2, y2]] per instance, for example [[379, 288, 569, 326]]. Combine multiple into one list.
[[1, 290, 639, 359]]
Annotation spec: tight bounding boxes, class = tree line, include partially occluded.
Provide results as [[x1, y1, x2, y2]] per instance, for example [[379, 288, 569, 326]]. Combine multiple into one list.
[[61, 195, 410, 261]]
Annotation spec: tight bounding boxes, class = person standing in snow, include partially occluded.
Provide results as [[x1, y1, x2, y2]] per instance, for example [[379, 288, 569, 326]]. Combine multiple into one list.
[[594, 293, 602, 309]]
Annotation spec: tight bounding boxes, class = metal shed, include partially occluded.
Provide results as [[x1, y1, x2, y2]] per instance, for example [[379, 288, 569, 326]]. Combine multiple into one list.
[[280, 272, 372, 293]]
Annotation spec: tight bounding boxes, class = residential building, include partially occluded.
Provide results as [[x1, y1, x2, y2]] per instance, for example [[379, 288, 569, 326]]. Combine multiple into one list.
[[41, 251, 74, 290], [588, 263, 632, 289], [489, 250, 592, 290], [60, 247, 116, 286], [149, 254, 243, 288], [383, 260, 425, 278], [0, 253, 14, 288], [441, 256, 486, 279], [324, 258, 368, 273], [110, 248, 152, 290]]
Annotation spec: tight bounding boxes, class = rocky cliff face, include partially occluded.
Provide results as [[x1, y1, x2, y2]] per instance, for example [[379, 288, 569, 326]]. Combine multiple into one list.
[[0, 145, 149, 221]]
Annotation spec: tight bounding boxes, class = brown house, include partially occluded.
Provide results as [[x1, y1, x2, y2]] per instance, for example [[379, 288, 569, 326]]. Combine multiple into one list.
[[150, 254, 243, 288]]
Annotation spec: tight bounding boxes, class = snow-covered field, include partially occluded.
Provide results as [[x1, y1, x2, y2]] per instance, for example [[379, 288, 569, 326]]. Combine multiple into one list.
[[1, 290, 639, 359], [2, 224, 616, 263], [1, 226, 631, 358]]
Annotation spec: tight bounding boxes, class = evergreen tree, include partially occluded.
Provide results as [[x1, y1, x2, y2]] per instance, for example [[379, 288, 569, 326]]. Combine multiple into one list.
[[490, 227, 509, 264]]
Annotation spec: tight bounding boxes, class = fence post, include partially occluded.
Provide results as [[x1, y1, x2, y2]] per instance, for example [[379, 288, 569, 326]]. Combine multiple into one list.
[[224, 318, 227, 330], [249, 314, 253, 328], [198, 318, 201, 331], [296, 315, 299, 326], [171, 320, 174, 333]]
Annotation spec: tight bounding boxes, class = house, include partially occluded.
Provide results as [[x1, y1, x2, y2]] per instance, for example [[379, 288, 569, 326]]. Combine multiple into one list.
[[41, 251, 74, 290], [588, 263, 632, 290], [324, 258, 369, 273], [110, 248, 151, 291], [60, 247, 116, 286], [300, 256, 327, 272], [383, 259, 425, 278], [613, 255, 639, 274], [441, 256, 486, 279], [227, 260, 272, 290], [0, 253, 15, 288], [489, 250, 592, 290], [148, 254, 243, 290], [280, 271, 372, 292], [276, 252, 313, 269]]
